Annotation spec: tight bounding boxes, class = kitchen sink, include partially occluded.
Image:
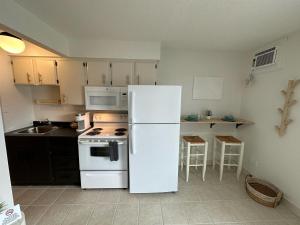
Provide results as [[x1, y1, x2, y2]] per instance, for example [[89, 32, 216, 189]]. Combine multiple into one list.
[[17, 125, 58, 134]]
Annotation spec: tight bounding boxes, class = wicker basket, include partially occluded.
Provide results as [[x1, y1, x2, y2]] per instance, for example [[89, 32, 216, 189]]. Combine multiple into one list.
[[245, 174, 283, 208]]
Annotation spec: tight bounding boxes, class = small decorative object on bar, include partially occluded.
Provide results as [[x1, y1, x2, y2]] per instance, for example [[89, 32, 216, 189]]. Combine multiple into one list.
[[245, 175, 283, 208], [205, 110, 212, 120], [223, 115, 236, 122], [184, 114, 199, 122], [276, 79, 300, 136]]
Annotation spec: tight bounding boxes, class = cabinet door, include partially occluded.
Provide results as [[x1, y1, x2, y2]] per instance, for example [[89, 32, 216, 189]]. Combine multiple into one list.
[[135, 62, 158, 85], [86, 61, 110, 86], [57, 60, 85, 105], [35, 58, 58, 85], [11, 58, 35, 85], [111, 62, 133, 86]]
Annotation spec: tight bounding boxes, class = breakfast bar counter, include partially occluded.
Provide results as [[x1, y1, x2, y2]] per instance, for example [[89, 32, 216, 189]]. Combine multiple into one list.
[[181, 118, 254, 128]]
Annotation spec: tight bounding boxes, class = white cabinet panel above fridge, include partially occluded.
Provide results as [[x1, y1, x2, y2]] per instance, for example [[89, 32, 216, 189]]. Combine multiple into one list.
[[128, 85, 182, 124]]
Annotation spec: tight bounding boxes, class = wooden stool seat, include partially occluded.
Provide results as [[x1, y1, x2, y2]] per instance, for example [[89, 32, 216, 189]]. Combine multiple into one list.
[[216, 135, 241, 144], [183, 136, 205, 144]]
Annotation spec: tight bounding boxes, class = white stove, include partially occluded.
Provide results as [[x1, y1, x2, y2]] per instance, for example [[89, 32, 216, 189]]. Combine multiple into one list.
[[78, 113, 128, 189]]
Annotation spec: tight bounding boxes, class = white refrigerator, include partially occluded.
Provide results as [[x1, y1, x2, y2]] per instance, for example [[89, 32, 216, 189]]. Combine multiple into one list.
[[128, 85, 182, 193]]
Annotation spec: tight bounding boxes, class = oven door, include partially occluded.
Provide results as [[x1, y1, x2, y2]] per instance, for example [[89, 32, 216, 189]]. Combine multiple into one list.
[[78, 140, 128, 171]]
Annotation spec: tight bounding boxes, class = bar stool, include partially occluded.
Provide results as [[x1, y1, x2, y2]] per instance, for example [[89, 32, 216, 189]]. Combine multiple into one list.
[[180, 136, 208, 182], [213, 136, 244, 181]]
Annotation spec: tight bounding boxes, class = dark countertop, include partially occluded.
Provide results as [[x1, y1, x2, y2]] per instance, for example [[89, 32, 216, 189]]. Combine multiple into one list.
[[5, 122, 83, 138]]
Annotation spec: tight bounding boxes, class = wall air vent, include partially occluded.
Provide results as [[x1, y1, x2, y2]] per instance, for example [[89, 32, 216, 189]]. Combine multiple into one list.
[[252, 47, 277, 69]]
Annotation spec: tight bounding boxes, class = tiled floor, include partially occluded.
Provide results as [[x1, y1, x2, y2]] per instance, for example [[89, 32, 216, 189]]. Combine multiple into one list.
[[13, 167, 300, 225]]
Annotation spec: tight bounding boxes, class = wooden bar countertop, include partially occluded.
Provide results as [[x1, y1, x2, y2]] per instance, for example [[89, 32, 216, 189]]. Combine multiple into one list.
[[180, 118, 254, 128]]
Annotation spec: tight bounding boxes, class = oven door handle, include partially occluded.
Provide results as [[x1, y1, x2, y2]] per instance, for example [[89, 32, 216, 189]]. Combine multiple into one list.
[[78, 140, 124, 145]]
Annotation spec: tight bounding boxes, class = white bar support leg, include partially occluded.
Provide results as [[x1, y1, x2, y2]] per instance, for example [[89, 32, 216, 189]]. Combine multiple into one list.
[[219, 142, 225, 181], [213, 137, 217, 170], [180, 140, 184, 171], [202, 141, 208, 181], [237, 142, 244, 180], [186, 142, 191, 182]]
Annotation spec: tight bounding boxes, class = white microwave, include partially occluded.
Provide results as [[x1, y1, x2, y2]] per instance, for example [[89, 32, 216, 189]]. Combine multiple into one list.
[[85, 86, 128, 111]]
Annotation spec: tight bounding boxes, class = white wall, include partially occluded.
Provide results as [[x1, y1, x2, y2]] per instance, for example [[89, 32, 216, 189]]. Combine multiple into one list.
[[68, 39, 161, 60], [158, 48, 248, 160], [0, 49, 34, 132], [240, 31, 300, 209], [0, 106, 14, 207]]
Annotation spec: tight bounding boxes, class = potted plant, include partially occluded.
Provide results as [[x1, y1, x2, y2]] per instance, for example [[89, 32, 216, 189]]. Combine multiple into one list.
[[206, 110, 212, 120]]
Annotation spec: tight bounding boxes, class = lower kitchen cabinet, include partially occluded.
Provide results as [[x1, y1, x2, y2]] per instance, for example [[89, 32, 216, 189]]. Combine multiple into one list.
[[5, 136, 80, 185]]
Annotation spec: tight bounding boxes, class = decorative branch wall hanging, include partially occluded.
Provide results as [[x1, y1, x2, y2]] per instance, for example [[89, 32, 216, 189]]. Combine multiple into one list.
[[276, 79, 300, 136]]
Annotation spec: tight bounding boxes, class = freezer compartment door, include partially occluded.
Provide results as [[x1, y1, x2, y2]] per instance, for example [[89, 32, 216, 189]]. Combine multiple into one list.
[[128, 85, 181, 124], [129, 123, 180, 193]]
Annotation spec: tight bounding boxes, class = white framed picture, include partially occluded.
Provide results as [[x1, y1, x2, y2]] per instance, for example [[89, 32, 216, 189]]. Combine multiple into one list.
[[193, 76, 223, 100]]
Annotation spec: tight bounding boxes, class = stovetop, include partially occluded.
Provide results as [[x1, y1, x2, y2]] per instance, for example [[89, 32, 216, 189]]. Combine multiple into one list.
[[78, 124, 128, 139]]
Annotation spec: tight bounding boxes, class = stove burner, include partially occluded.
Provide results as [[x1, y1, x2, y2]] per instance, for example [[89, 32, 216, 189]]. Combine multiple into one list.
[[115, 132, 125, 136], [86, 131, 101, 136], [115, 128, 127, 132], [93, 128, 103, 132]]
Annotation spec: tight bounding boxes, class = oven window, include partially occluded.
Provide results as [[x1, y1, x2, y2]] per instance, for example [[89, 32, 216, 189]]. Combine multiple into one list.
[[90, 96, 117, 106], [90, 147, 110, 157]]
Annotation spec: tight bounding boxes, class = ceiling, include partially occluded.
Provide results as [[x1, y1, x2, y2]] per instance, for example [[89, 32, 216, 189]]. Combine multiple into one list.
[[14, 0, 300, 51]]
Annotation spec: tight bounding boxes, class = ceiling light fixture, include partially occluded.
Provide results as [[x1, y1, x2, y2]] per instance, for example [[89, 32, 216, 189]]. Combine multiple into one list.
[[0, 32, 25, 54]]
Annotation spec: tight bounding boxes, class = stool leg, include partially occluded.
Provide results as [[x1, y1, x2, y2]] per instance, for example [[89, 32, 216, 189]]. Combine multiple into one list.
[[186, 142, 191, 182], [219, 142, 225, 181], [195, 146, 199, 170], [237, 142, 244, 180], [228, 146, 232, 170], [202, 142, 208, 182], [180, 140, 184, 171], [213, 137, 216, 170]]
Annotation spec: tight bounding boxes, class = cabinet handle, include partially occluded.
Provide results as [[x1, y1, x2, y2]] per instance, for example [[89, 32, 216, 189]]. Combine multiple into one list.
[[38, 73, 43, 84], [137, 74, 140, 85], [26, 73, 31, 83], [102, 74, 106, 85]]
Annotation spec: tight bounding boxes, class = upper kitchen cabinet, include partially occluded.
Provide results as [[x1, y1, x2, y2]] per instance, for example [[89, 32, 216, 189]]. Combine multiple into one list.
[[57, 60, 85, 105], [11, 57, 35, 85], [85, 61, 110, 86], [34, 58, 58, 85], [111, 61, 133, 86], [135, 62, 158, 85]]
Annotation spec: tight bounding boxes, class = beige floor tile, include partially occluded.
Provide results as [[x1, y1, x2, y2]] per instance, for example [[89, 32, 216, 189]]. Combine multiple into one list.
[[183, 202, 212, 224], [32, 188, 64, 205], [119, 190, 139, 204], [139, 203, 163, 225], [87, 204, 115, 225], [15, 188, 46, 205], [275, 203, 300, 220], [204, 200, 238, 223], [23, 205, 49, 225], [113, 203, 138, 225], [138, 193, 162, 203], [61, 204, 94, 225], [98, 189, 120, 203], [12, 187, 28, 201], [161, 203, 188, 225], [55, 189, 101, 204], [36, 204, 71, 225], [160, 186, 202, 203]]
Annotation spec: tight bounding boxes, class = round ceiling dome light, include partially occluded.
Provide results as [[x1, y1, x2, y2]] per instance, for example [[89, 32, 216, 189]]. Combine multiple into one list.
[[0, 32, 25, 54]]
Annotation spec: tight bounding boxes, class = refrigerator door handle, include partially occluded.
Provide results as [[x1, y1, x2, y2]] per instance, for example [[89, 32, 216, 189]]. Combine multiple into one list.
[[130, 91, 135, 123], [130, 124, 136, 155]]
